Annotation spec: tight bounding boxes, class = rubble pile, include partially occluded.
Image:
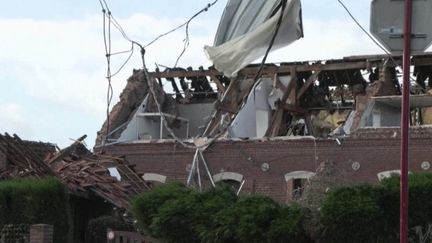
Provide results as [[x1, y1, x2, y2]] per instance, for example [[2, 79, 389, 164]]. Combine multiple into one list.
[[0, 133, 148, 209]]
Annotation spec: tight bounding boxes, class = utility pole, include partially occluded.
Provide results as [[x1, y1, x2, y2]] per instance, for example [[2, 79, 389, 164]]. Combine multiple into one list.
[[400, 0, 412, 242]]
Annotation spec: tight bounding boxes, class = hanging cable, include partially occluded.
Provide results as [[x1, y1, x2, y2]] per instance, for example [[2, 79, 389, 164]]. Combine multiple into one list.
[[337, 0, 417, 91], [96, 0, 222, 150], [249, 0, 286, 109], [110, 44, 135, 78], [337, 0, 391, 56], [253, 0, 287, 81], [144, 0, 219, 48], [99, 1, 114, 151], [137, 44, 219, 149], [173, 22, 191, 67]]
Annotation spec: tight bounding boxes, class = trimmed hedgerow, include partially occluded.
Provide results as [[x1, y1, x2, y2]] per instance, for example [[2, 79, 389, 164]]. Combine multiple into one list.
[[320, 185, 390, 243], [131, 182, 312, 243], [0, 178, 71, 243], [320, 173, 432, 242]]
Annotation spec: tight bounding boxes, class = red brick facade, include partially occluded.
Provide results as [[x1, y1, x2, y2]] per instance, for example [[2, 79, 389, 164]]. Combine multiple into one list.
[[104, 127, 432, 202]]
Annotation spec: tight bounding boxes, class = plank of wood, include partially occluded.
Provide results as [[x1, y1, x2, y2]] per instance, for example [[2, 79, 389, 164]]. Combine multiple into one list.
[[296, 71, 321, 100]]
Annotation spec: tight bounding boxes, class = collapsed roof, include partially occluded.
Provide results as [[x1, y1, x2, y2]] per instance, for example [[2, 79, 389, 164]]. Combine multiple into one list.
[[0, 133, 148, 209], [95, 53, 432, 150]]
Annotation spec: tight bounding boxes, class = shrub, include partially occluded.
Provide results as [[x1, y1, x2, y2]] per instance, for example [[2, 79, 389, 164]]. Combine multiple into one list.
[[131, 182, 193, 239], [203, 196, 282, 243], [268, 204, 313, 243], [320, 185, 388, 242], [0, 177, 71, 243], [380, 173, 432, 240], [132, 183, 237, 243], [132, 182, 311, 243], [320, 173, 432, 242], [87, 216, 132, 243]]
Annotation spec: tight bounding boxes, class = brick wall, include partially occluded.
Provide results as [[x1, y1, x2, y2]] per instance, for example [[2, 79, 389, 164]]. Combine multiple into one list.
[[105, 127, 432, 202]]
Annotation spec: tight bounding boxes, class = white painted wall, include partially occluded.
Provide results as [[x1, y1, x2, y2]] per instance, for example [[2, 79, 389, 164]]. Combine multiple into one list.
[[229, 76, 291, 138], [118, 95, 215, 141]]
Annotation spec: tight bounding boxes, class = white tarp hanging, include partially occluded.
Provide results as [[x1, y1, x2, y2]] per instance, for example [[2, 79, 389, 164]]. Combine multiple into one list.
[[204, 0, 303, 77]]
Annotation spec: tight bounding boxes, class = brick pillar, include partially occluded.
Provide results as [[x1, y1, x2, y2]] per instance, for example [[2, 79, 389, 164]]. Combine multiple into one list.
[[30, 224, 53, 243]]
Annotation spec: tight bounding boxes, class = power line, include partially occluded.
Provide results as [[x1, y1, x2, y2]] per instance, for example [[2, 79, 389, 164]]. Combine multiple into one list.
[[337, 0, 391, 56], [110, 44, 135, 78], [96, 0, 221, 150], [144, 0, 219, 48], [145, 0, 220, 67], [337, 0, 418, 92], [254, 0, 287, 81]]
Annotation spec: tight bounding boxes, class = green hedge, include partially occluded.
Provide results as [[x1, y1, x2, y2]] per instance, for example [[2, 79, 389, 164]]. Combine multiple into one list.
[[320, 185, 391, 242], [203, 196, 311, 243], [0, 178, 71, 243], [320, 173, 432, 242], [132, 174, 432, 242], [131, 182, 312, 243]]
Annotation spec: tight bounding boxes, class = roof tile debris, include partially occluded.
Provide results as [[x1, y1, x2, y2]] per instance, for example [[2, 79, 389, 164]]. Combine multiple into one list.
[[0, 133, 148, 209]]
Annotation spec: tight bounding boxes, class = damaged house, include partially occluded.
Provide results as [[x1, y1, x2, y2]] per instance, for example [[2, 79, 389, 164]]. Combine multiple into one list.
[[95, 0, 432, 202], [0, 133, 149, 242], [96, 53, 432, 202]]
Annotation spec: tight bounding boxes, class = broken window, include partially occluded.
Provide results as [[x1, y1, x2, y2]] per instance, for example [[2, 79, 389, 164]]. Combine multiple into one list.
[[284, 171, 315, 201], [286, 178, 306, 201]]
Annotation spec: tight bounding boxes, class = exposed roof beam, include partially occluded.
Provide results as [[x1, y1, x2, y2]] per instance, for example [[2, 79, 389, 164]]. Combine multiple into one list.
[[148, 53, 432, 79]]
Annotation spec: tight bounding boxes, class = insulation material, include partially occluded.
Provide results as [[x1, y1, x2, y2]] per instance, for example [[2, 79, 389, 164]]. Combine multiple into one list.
[[205, 0, 303, 77]]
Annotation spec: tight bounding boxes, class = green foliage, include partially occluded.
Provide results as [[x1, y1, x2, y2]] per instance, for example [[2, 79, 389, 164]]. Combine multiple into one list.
[[203, 196, 312, 243], [268, 204, 312, 243], [379, 172, 432, 240], [320, 173, 432, 242], [320, 185, 389, 242], [132, 182, 311, 243], [132, 183, 233, 242], [131, 182, 193, 238], [87, 216, 132, 243], [0, 178, 71, 243]]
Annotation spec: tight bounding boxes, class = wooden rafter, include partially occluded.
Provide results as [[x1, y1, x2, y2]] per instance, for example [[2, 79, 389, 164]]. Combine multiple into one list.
[[265, 70, 298, 137], [202, 76, 257, 137], [210, 75, 226, 93], [296, 71, 321, 101], [148, 53, 432, 79]]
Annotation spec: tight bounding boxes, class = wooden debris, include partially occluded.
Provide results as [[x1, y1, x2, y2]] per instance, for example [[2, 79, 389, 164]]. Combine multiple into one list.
[[0, 133, 149, 209]]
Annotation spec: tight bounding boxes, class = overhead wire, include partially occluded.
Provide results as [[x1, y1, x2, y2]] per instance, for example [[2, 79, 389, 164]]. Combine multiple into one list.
[[99, 0, 114, 152], [173, 22, 191, 67], [96, 0, 221, 150], [248, 0, 286, 113], [337, 0, 417, 91], [253, 0, 287, 81], [337, 0, 391, 56], [110, 44, 135, 78], [144, 0, 219, 48], [150, 0, 219, 67]]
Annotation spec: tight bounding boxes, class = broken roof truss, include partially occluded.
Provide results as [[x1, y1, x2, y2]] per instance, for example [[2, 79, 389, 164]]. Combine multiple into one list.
[[144, 53, 432, 139]]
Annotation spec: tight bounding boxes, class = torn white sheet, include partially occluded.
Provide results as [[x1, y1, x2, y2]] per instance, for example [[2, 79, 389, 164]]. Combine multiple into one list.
[[205, 0, 303, 77]]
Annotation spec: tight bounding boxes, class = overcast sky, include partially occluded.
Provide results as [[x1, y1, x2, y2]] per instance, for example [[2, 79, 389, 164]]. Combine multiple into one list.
[[0, 0, 389, 148]]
